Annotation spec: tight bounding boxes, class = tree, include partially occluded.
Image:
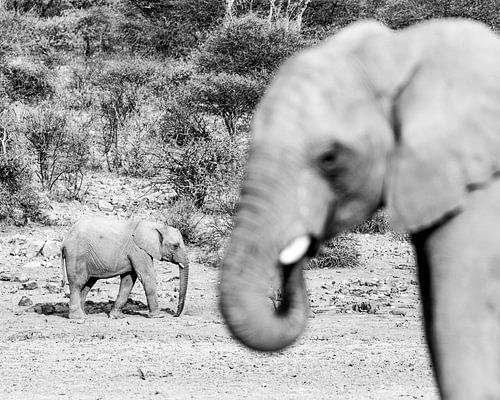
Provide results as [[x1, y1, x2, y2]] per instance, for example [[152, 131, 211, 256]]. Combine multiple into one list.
[[183, 73, 264, 135], [196, 14, 307, 76], [119, 0, 226, 57]]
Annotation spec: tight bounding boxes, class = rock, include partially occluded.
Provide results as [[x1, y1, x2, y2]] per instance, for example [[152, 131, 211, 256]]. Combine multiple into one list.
[[15, 275, 30, 283], [42, 240, 61, 258], [21, 281, 38, 290], [9, 234, 28, 245], [98, 200, 114, 212], [389, 308, 407, 316], [10, 245, 27, 256], [352, 301, 380, 314], [18, 296, 33, 306], [0, 273, 14, 281], [44, 282, 63, 294], [352, 302, 373, 313], [26, 240, 45, 258]]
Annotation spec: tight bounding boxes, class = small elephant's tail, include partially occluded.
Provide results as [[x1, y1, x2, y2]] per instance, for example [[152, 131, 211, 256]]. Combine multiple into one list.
[[61, 246, 69, 296]]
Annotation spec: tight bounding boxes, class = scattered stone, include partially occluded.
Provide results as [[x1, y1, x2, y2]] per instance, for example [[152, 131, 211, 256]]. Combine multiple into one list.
[[98, 200, 114, 212], [389, 308, 407, 316], [44, 282, 63, 294], [10, 245, 27, 256], [0, 273, 14, 281], [18, 296, 33, 306], [26, 240, 45, 258], [42, 240, 61, 258], [352, 301, 379, 314], [9, 234, 28, 245], [21, 281, 38, 290]]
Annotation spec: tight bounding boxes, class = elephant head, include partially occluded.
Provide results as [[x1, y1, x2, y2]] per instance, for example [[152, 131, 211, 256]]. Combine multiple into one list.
[[133, 221, 189, 316], [220, 19, 500, 397]]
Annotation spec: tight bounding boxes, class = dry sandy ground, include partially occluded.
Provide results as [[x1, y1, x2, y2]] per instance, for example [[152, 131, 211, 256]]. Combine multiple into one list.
[[0, 223, 439, 400]]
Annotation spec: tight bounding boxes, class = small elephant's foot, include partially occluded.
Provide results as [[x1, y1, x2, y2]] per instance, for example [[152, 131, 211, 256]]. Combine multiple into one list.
[[109, 309, 126, 319], [147, 311, 165, 319], [68, 309, 86, 321]]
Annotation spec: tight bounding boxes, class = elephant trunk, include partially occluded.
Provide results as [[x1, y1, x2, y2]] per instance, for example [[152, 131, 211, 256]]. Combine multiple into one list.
[[174, 252, 189, 317], [220, 151, 317, 351], [220, 228, 309, 351]]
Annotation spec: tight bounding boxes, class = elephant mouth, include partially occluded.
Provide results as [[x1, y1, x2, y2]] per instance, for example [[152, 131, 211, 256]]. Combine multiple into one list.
[[279, 234, 319, 266]]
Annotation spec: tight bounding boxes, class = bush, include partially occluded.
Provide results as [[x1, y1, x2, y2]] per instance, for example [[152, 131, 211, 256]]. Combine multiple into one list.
[[74, 6, 116, 57], [23, 104, 68, 189], [1, 58, 54, 104], [182, 72, 265, 135], [196, 15, 307, 76], [156, 99, 212, 146], [3, 0, 109, 18], [59, 130, 90, 199], [307, 234, 360, 269], [0, 154, 44, 225], [22, 103, 90, 193], [163, 135, 245, 209], [118, 118, 159, 178], [93, 59, 156, 170], [164, 197, 202, 245], [351, 209, 391, 234], [118, 0, 225, 57], [375, 0, 432, 29]]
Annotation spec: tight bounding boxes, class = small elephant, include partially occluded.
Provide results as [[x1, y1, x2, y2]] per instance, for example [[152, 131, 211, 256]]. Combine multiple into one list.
[[61, 216, 189, 320], [220, 19, 500, 399]]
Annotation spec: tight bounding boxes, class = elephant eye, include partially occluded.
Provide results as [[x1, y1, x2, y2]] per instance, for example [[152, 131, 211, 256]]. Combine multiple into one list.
[[318, 145, 342, 175]]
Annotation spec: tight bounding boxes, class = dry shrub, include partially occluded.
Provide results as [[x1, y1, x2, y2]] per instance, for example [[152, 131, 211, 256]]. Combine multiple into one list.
[[351, 209, 391, 234], [307, 234, 360, 269], [164, 197, 203, 245]]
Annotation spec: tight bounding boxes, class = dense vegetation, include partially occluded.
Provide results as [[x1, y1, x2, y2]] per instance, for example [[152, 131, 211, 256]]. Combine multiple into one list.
[[0, 0, 498, 264]]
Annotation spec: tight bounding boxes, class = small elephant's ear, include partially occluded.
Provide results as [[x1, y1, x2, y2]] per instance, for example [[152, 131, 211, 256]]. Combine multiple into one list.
[[166, 226, 184, 247], [133, 221, 162, 259], [380, 21, 500, 231]]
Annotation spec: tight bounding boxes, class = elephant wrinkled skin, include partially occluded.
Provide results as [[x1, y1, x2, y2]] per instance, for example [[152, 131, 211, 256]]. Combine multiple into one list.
[[62, 216, 189, 319], [219, 19, 500, 399]]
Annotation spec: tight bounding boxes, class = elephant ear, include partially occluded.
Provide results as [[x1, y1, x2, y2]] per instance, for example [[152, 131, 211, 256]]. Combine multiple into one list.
[[165, 226, 184, 248], [133, 220, 162, 259], [360, 20, 500, 232]]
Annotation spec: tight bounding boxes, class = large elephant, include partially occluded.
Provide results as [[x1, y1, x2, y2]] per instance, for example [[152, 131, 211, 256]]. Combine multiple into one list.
[[220, 19, 500, 399], [61, 216, 189, 319]]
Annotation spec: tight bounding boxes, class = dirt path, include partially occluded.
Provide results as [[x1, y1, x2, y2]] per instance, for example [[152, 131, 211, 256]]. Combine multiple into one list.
[[0, 224, 439, 399]]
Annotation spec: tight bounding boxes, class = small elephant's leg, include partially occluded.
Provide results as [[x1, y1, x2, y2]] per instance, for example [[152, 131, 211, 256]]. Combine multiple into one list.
[[68, 272, 88, 320], [413, 182, 500, 399], [138, 272, 161, 318], [130, 251, 162, 318], [109, 272, 137, 319], [79, 277, 98, 314]]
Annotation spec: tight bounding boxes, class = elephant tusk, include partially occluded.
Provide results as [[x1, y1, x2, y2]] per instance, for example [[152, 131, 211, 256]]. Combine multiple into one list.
[[178, 263, 185, 269], [279, 235, 312, 265]]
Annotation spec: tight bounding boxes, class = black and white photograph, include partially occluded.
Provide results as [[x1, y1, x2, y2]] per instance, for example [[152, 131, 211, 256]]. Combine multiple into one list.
[[1, 1, 499, 399]]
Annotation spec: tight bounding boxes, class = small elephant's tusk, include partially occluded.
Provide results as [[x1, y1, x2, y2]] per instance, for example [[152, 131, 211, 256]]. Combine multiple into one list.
[[178, 263, 185, 270], [279, 235, 312, 265]]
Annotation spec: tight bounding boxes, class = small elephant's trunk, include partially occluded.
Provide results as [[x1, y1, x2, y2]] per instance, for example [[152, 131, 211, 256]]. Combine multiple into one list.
[[175, 261, 189, 316]]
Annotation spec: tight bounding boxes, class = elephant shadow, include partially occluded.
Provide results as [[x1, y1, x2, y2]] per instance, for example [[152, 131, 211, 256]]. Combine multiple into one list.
[[25, 298, 176, 318]]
